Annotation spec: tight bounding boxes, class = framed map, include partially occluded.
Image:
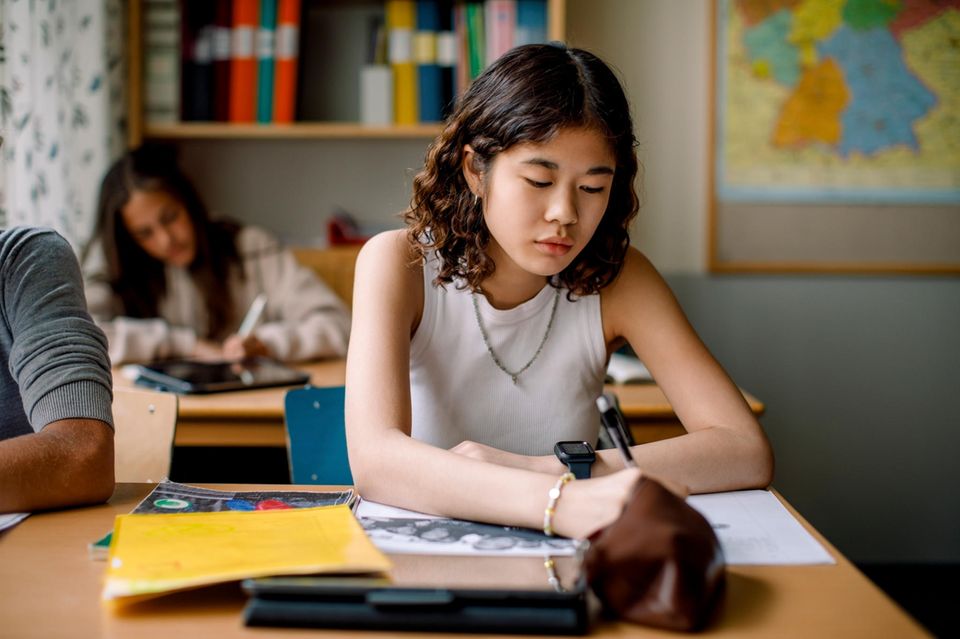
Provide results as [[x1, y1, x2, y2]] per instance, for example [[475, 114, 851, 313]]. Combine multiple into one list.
[[710, 0, 960, 272]]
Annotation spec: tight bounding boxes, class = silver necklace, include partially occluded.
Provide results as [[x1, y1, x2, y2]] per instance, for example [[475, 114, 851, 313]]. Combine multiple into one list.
[[471, 286, 561, 385]]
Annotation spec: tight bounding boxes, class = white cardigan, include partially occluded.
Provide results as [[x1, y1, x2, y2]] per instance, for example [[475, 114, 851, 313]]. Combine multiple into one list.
[[83, 226, 350, 364]]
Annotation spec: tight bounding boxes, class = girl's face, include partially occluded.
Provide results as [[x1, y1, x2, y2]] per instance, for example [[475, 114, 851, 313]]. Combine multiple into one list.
[[121, 189, 197, 267], [469, 127, 616, 281]]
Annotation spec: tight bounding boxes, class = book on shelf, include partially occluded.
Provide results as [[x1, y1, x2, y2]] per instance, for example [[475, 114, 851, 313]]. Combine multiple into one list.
[[485, 0, 515, 67], [229, 0, 259, 123], [143, 0, 180, 124], [273, 0, 301, 123], [515, 0, 547, 46], [360, 15, 392, 125], [179, 0, 215, 121], [414, 0, 443, 123], [465, 2, 486, 81], [256, 0, 278, 123], [386, 0, 418, 125], [212, 0, 233, 121]]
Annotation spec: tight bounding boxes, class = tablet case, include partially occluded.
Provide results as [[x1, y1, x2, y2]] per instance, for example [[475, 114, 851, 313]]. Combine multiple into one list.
[[135, 357, 310, 394], [242, 554, 591, 635]]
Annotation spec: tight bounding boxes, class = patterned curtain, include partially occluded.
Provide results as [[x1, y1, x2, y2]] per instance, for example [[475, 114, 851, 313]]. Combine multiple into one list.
[[0, 0, 126, 250]]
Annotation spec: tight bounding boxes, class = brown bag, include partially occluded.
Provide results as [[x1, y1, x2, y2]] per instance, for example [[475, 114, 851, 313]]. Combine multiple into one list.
[[583, 477, 726, 631]]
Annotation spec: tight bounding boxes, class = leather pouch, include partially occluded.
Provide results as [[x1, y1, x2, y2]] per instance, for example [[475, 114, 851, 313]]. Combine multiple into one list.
[[583, 477, 726, 631]]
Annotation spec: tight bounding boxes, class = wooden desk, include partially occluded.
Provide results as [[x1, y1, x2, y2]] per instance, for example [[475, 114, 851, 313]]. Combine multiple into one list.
[[0, 483, 927, 638], [114, 361, 765, 448]]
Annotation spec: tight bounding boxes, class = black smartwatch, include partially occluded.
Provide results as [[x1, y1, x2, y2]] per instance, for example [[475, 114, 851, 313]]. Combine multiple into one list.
[[554, 441, 596, 479]]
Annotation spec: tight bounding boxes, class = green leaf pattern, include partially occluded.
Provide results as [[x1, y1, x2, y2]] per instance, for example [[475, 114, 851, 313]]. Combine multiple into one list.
[[0, 0, 126, 250]]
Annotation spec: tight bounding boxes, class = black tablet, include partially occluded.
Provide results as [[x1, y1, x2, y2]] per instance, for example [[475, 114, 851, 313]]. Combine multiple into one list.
[[134, 357, 310, 394], [242, 554, 591, 635]]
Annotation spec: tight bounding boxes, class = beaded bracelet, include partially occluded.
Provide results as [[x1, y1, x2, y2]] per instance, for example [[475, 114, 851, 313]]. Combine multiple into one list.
[[543, 472, 575, 537]]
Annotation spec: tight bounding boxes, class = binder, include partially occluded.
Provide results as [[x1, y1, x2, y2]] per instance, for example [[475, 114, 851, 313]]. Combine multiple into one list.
[[485, 0, 515, 67], [515, 0, 547, 46], [180, 0, 215, 121], [256, 0, 278, 123], [212, 0, 233, 121], [229, 0, 259, 122], [243, 554, 591, 634], [386, 0, 418, 125], [273, 0, 301, 123], [415, 0, 443, 122]]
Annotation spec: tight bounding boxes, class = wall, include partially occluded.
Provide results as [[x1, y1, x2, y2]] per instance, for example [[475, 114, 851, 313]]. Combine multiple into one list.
[[183, 0, 959, 563]]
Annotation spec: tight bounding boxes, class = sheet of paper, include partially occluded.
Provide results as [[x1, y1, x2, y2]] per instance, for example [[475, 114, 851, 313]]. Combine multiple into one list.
[[103, 505, 391, 601], [0, 512, 29, 532], [687, 490, 835, 565], [355, 499, 579, 557], [130, 480, 355, 513]]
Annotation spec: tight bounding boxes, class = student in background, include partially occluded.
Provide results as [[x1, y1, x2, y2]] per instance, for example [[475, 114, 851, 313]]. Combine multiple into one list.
[[0, 226, 114, 513], [346, 44, 774, 540], [84, 145, 351, 364]]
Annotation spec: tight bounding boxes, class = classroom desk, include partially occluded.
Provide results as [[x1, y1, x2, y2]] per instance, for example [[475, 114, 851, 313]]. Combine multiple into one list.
[[0, 483, 927, 638], [113, 360, 765, 448]]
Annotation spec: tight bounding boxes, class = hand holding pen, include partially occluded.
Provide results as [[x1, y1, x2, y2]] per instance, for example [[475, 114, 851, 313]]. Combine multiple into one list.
[[223, 294, 271, 360]]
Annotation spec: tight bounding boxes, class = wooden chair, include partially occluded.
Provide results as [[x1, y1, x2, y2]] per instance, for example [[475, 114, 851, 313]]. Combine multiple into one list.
[[112, 387, 178, 483], [283, 385, 352, 484], [291, 245, 362, 309]]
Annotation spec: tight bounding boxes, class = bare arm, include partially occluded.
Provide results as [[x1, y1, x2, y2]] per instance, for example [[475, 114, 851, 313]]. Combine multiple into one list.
[[345, 231, 641, 539], [595, 248, 774, 492], [0, 418, 114, 513]]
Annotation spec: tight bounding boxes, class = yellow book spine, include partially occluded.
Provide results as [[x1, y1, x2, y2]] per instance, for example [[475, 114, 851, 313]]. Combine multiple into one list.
[[386, 0, 418, 124]]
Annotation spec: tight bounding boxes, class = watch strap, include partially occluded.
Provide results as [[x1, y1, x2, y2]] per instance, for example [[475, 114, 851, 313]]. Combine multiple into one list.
[[566, 460, 592, 480]]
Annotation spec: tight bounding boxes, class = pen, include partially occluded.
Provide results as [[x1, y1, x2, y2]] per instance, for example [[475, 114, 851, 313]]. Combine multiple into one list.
[[238, 294, 268, 337], [596, 393, 637, 469]]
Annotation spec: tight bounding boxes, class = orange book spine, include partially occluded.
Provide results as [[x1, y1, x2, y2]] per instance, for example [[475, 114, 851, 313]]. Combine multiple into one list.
[[272, 0, 300, 122], [229, 0, 259, 122]]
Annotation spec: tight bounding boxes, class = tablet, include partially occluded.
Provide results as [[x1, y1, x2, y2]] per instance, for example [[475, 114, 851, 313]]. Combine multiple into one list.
[[242, 553, 591, 634], [134, 357, 310, 394]]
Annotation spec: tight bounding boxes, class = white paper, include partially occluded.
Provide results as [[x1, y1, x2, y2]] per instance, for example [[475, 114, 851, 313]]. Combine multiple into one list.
[[605, 352, 653, 383], [355, 499, 579, 557], [0, 512, 29, 532], [687, 490, 835, 565]]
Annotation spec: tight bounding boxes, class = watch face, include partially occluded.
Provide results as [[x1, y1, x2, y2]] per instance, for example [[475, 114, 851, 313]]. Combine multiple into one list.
[[559, 442, 593, 456]]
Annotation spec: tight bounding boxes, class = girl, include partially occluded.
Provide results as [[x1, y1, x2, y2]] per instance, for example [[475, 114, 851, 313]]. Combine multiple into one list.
[[346, 44, 773, 540], [84, 145, 351, 364]]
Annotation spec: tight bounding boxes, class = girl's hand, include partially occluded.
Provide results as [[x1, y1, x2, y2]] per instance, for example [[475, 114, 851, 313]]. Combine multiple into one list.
[[450, 440, 565, 474], [222, 334, 271, 361], [551, 468, 688, 539]]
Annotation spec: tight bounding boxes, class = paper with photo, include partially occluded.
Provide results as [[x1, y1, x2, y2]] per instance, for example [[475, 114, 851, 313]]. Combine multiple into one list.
[[355, 499, 579, 557]]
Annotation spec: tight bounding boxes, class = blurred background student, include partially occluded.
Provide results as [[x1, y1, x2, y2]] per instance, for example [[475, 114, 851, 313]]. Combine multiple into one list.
[[83, 145, 350, 364]]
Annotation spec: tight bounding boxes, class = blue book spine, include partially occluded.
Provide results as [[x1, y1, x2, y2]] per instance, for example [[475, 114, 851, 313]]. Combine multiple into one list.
[[416, 0, 444, 122], [515, 0, 546, 46], [257, 0, 278, 123]]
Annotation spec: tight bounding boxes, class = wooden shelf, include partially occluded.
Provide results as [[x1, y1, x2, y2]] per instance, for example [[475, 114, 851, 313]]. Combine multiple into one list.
[[143, 121, 444, 140]]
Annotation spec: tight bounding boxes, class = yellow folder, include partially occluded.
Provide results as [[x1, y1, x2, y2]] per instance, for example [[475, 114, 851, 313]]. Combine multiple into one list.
[[103, 505, 391, 602]]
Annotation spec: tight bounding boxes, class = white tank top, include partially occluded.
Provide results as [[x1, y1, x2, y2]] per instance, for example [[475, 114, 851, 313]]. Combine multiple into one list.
[[410, 256, 608, 455]]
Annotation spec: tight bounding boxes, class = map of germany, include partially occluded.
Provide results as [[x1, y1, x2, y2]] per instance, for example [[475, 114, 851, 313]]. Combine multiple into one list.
[[719, 0, 960, 201]]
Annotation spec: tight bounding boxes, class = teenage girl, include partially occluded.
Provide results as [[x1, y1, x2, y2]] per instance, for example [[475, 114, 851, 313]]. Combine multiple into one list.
[[84, 145, 351, 364], [346, 44, 773, 540]]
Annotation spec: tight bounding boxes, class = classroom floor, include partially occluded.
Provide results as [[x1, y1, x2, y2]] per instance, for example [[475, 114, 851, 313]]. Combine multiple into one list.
[[859, 563, 957, 638]]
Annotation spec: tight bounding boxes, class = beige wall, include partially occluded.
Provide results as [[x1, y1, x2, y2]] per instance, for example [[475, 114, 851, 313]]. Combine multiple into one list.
[[567, 0, 711, 273]]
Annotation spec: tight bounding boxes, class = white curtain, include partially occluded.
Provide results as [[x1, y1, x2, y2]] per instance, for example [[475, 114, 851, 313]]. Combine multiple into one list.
[[0, 0, 126, 250]]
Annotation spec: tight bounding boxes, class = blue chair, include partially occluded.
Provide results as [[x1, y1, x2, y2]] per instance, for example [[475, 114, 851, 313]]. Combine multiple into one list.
[[283, 385, 353, 484]]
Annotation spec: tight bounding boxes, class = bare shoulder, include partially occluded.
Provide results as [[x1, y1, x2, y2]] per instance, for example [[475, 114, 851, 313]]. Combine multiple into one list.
[[354, 230, 424, 325], [600, 247, 679, 342], [357, 230, 422, 286]]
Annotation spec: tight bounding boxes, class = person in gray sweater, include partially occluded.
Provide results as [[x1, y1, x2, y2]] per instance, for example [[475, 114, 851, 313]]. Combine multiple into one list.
[[0, 226, 115, 513]]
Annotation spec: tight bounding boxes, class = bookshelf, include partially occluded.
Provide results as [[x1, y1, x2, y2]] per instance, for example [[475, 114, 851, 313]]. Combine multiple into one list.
[[128, 0, 567, 144]]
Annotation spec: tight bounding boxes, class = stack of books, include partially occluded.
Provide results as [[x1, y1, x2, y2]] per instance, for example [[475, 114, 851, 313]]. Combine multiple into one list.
[[143, 0, 549, 127], [365, 0, 548, 125], [144, 0, 302, 125]]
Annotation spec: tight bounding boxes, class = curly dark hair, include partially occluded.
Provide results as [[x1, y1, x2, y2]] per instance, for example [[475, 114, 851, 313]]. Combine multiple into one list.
[[406, 43, 640, 296], [88, 144, 242, 338]]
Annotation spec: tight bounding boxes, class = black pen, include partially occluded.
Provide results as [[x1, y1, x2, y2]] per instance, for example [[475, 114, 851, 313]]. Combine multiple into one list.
[[596, 393, 638, 469]]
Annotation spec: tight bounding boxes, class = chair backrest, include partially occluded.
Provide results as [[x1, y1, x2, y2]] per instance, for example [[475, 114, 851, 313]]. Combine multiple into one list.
[[112, 387, 178, 483], [291, 245, 362, 309], [283, 385, 352, 484]]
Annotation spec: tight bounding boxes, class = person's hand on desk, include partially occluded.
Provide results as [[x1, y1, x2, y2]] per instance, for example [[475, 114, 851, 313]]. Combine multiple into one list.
[[222, 333, 271, 360]]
